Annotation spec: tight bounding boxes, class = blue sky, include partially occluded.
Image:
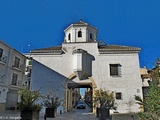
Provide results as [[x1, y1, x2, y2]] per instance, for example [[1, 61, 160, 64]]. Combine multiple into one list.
[[0, 0, 160, 69]]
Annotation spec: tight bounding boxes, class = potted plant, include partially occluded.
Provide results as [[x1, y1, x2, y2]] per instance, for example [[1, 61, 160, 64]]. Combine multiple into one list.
[[43, 91, 61, 118], [18, 88, 42, 120], [93, 89, 116, 120]]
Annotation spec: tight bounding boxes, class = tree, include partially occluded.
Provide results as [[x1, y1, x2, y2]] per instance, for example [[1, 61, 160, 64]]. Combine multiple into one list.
[[135, 58, 160, 120], [93, 89, 116, 120], [149, 58, 160, 87], [93, 89, 116, 109]]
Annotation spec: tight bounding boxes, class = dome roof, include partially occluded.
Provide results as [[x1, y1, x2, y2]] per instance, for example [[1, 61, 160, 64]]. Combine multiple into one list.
[[64, 19, 97, 32], [72, 19, 88, 25]]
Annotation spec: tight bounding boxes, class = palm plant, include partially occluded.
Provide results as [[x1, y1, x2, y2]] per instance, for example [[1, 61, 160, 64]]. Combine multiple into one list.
[[43, 91, 61, 118], [18, 88, 42, 112]]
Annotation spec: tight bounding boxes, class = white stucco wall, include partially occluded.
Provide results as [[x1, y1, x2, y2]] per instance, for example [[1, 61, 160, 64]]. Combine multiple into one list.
[[96, 54, 142, 113]]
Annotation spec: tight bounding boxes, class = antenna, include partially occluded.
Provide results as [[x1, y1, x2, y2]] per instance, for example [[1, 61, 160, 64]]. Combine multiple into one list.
[[28, 44, 30, 53]]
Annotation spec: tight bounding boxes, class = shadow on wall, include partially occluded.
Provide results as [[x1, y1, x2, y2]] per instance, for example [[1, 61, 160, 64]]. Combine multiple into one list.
[[30, 60, 68, 113], [30, 60, 67, 94], [75, 53, 95, 80], [87, 53, 95, 77]]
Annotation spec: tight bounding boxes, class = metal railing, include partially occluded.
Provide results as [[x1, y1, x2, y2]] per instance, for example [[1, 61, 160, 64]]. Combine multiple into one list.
[[12, 61, 24, 71], [11, 80, 22, 87]]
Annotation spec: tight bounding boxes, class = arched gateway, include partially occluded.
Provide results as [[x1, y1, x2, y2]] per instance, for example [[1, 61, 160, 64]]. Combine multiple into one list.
[[63, 73, 97, 112]]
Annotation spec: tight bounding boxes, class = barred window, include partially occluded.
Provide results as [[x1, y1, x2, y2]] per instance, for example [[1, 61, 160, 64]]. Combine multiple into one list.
[[116, 92, 122, 100], [110, 64, 121, 76]]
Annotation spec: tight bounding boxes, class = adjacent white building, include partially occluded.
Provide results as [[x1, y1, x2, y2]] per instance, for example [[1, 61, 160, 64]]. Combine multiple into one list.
[[0, 40, 26, 110], [29, 20, 143, 114]]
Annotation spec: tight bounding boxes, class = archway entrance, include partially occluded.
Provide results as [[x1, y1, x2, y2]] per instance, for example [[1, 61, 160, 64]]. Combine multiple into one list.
[[64, 74, 97, 113], [66, 82, 93, 112]]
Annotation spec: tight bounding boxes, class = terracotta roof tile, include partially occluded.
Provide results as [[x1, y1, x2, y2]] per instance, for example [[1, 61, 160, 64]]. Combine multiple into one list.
[[30, 46, 62, 54], [99, 45, 141, 51], [30, 44, 141, 54]]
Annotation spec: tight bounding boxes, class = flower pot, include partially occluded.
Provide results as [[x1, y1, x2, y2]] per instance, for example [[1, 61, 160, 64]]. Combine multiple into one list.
[[99, 108, 110, 120], [45, 108, 56, 118], [21, 110, 39, 120]]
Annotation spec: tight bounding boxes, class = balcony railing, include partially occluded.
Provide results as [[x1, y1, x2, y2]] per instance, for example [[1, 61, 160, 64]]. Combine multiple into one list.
[[11, 80, 22, 87], [0, 55, 7, 64], [12, 62, 24, 71]]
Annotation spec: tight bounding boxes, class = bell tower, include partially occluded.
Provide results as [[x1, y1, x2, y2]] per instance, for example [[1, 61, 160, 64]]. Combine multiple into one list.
[[64, 19, 98, 43]]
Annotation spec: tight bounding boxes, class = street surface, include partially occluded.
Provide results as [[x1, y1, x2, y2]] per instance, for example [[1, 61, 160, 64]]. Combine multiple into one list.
[[0, 103, 137, 120], [40, 103, 98, 120]]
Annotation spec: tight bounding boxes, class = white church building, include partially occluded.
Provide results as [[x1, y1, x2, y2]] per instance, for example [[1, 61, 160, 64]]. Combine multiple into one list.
[[29, 20, 143, 114]]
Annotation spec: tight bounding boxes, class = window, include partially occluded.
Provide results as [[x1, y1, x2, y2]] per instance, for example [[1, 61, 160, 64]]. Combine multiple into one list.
[[90, 33, 92, 39], [14, 57, 20, 68], [12, 73, 18, 85], [110, 64, 121, 76], [68, 33, 71, 40], [78, 31, 82, 37], [0, 48, 3, 58], [116, 92, 122, 100], [28, 60, 32, 65]]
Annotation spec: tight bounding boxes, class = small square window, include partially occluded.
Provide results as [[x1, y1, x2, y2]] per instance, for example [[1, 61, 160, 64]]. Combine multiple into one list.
[[110, 64, 121, 76], [116, 92, 122, 100]]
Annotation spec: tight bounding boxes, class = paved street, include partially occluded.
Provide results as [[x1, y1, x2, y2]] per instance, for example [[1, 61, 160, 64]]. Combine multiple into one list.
[[0, 103, 137, 120], [0, 103, 98, 120], [40, 103, 98, 120]]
